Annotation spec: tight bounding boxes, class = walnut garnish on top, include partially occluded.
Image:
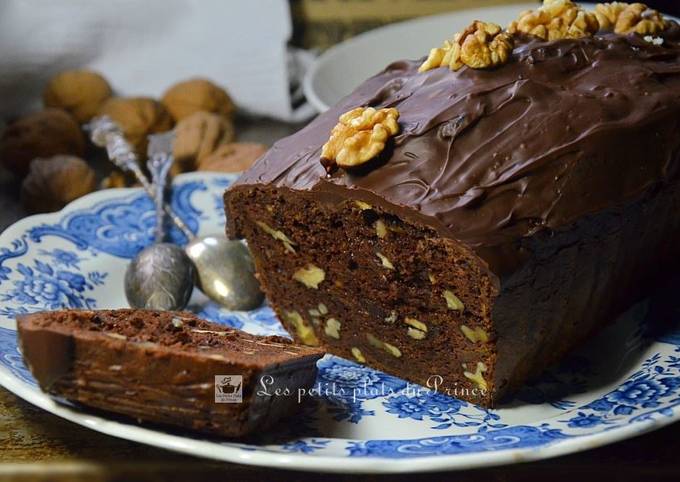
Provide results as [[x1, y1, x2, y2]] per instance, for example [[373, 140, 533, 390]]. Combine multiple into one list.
[[508, 0, 599, 40], [321, 106, 399, 171], [419, 21, 513, 73], [595, 2, 667, 34]]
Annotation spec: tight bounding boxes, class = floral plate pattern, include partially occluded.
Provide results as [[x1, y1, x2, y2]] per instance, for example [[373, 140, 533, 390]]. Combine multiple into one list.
[[0, 172, 679, 473]]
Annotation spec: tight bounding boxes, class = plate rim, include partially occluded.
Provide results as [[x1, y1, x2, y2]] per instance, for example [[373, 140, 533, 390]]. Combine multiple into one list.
[[0, 363, 675, 474], [0, 171, 679, 473]]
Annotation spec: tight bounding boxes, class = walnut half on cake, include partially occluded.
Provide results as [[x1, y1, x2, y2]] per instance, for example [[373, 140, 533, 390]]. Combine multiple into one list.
[[225, 2, 680, 407]]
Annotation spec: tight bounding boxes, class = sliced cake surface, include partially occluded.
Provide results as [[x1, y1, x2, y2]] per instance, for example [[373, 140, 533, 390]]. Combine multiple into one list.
[[17, 309, 324, 437], [225, 5, 680, 407]]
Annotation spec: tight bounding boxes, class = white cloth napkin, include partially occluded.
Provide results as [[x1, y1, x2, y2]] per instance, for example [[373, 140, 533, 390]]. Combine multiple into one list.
[[0, 0, 315, 122]]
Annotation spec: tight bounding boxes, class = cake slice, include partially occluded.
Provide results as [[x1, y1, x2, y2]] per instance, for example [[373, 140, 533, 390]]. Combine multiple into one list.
[[225, 2, 680, 406], [17, 309, 324, 437]]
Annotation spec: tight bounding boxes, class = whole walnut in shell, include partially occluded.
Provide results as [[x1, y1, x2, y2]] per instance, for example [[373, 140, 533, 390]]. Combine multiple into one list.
[[96, 97, 174, 154], [173, 111, 235, 174], [198, 142, 267, 173], [0, 109, 85, 178], [161, 79, 235, 122], [21, 156, 96, 213], [43, 70, 113, 123]]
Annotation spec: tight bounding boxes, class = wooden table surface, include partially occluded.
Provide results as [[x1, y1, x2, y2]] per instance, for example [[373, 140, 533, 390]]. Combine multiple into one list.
[[1, 118, 679, 481], [2, 385, 680, 481]]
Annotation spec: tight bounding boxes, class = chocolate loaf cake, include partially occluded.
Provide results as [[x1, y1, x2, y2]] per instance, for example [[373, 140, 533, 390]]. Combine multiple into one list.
[[17, 309, 324, 437], [225, 1, 680, 406]]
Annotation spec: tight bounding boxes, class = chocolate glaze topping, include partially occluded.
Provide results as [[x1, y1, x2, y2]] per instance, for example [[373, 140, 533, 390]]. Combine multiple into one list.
[[233, 28, 680, 258]]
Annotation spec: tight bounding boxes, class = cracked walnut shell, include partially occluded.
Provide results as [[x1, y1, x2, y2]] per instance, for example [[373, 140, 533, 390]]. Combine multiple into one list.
[[43, 70, 113, 123], [172, 111, 235, 174], [321, 107, 399, 170], [595, 2, 667, 34], [96, 97, 174, 155], [198, 142, 268, 173], [419, 21, 513, 72], [161, 78, 235, 122], [508, 0, 599, 40]]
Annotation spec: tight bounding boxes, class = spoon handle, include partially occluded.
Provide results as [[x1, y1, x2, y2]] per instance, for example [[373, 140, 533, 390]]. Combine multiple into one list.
[[147, 132, 175, 243], [87, 117, 195, 241]]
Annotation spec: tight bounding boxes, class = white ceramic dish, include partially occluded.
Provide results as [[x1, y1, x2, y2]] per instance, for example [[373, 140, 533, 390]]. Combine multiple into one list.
[[303, 3, 538, 112], [0, 172, 679, 473], [303, 2, 680, 112]]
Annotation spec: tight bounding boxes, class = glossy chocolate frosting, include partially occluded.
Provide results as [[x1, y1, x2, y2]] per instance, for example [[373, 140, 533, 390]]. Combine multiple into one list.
[[232, 28, 680, 254]]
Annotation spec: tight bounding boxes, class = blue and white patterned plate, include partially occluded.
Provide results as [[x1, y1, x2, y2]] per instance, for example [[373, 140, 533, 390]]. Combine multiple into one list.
[[1, 172, 679, 473]]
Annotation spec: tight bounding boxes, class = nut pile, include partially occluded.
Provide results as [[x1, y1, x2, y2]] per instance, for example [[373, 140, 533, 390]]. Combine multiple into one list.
[[508, 0, 599, 41], [594, 2, 667, 34], [417, 1, 668, 75], [0, 68, 267, 214]]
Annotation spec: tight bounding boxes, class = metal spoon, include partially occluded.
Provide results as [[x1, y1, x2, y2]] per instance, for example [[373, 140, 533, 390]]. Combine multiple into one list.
[[124, 131, 196, 310], [87, 116, 264, 311]]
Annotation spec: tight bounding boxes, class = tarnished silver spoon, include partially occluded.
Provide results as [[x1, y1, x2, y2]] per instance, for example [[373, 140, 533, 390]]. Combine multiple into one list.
[[87, 117, 264, 311], [124, 131, 196, 310]]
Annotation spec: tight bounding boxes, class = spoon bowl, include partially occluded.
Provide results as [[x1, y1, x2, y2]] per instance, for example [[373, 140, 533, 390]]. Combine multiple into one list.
[[185, 235, 264, 311], [125, 243, 196, 310]]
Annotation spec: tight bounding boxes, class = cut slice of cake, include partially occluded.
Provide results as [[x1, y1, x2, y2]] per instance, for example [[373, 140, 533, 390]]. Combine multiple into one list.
[[225, 2, 680, 407], [17, 309, 324, 437]]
